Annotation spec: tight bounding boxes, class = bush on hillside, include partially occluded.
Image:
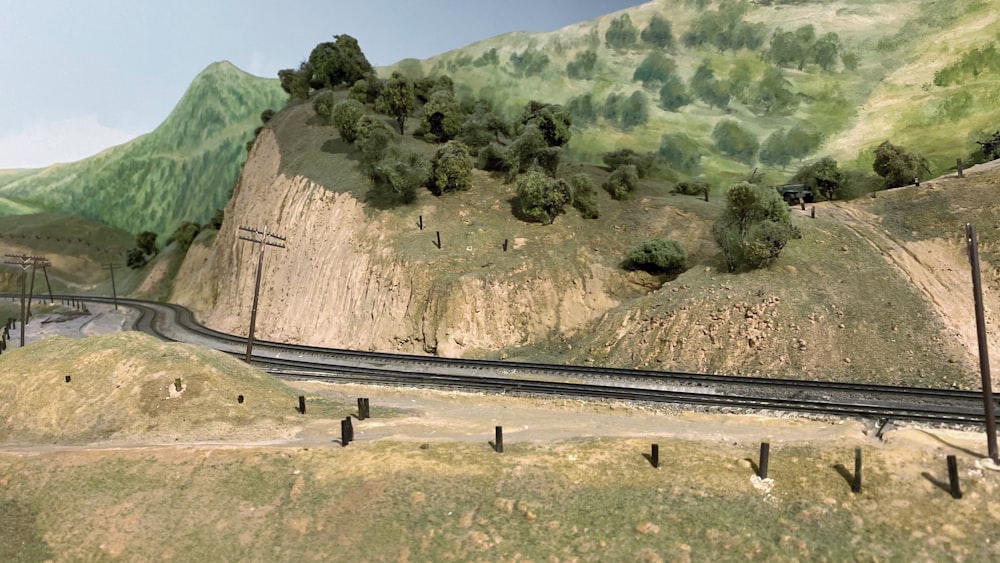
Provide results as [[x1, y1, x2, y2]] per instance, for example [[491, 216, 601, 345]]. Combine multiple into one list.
[[603, 149, 655, 178], [566, 50, 598, 80], [308, 34, 373, 90], [168, 222, 202, 252], [312, 90, 337, 124], [641, 14, 675, 49], [658, 75, 694, 111], [603, 164, 639, 200], [672, 181, 710, 198], [516, 169, 571, 224], [713, 181, 799, 272], [633, 52, 678, 89], [873, 140, 930, 189], [421, 90, 463, 143], [622, 238, 687, 275], [369, 146, 429, 207], [570, 173, 600, 219], [477, 142, 509, 172], [355, 117, 397, 176], [605, 14, 639, 49], [790, 157, 845, 200], [658, 133, 702, 174], [332, 99, 366, 143], [713, 120, 759, 164], [430, 141, 474, 194]]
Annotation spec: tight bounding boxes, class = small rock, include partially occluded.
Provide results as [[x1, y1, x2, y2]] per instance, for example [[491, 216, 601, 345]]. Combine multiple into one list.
[[844, 357, 852, 364]]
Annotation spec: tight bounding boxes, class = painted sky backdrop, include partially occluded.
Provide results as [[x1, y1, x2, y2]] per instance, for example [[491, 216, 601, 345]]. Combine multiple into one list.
[[0, 0, 645, 169]]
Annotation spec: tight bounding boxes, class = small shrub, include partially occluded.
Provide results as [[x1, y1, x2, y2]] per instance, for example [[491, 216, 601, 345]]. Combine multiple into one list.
[[430, 141, 474, 194], [603, 164, 639, 200], [603, 149, 655, 178], [312, 90, 337, 124], [332, 99, 366, 143], [622, 239, 687, 275], [516, 169, 571, 224], [570, 174, 600, 219], [672, 181, 709, 197]]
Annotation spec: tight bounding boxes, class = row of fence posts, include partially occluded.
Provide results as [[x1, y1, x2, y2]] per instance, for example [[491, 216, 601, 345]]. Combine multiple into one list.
[[55, 373, 981, 497], [418, 215, 510, 253]]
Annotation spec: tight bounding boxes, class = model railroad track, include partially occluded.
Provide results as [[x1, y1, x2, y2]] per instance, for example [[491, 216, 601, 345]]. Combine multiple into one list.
[[19, 295, 1000, 427]]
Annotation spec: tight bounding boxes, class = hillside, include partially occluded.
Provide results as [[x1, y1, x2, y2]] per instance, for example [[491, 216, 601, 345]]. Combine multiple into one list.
[[0, 62, 286, 237], [170, 88, 1000, 389], [384, 0, 1000, 184]]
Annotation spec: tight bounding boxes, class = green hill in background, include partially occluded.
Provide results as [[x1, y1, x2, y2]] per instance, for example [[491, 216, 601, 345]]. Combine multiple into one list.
[[0, 62, 286, 237], [382, 0, 1000, 186]]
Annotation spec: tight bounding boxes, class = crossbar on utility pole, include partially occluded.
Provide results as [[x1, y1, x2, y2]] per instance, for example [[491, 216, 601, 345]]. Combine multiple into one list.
[[237, 224, 286, 363], [104, 263, 121, 310], [966, 224, 998, 462]]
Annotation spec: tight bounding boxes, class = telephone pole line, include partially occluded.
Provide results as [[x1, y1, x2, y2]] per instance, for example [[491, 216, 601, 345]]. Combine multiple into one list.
[[237, 224, 286, 362], [104, 263, 121, 310], [3, 254, 40, 347]]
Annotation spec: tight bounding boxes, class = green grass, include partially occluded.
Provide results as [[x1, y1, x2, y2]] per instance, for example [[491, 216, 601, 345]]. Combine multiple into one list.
[[0, 438, 996, 560]]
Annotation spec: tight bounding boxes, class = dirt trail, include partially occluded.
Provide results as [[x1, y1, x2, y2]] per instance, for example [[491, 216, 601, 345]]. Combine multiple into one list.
[[822, 199, 1000, 375]]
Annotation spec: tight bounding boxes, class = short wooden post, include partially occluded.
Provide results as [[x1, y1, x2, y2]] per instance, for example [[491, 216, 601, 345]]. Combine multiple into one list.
[[418, 215, 423, 230], [65, 375, 71, 383], [435, 231, 441, 249], [174, 378, 182, 392], [298, 395, 306, 414], [811, 207, 816, 219], [237, 394, 244, 404], [345, 417, 354, 442], [357, 398, 366, 420], [852, 447, 862, 493], [495, 426, 504, 453], [759, 442, 770, 479], [503, 239, 508, 252], [650, 444, 659, 468], [341, 418, 351, 446], [363, 398, 370, 418], [957, 158, 964, 178], [947, 455, 962, 499]]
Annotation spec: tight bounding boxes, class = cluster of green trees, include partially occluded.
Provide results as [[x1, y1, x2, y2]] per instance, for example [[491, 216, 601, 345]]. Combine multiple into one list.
[[768, 25, 850, 72], [279, 35, 373, 100], [682, 0, 766, 52]]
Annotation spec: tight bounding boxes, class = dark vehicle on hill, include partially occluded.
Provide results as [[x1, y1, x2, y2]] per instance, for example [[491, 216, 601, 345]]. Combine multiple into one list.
[[778, 184, 814, 205]]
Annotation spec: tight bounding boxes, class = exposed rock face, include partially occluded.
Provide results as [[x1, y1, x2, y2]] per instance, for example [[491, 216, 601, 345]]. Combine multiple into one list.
[[171, 129, 620, 356]]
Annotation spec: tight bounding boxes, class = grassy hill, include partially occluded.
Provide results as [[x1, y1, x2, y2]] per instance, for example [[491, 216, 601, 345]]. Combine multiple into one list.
[[383, 0, 1000, 186], [0, 62, 287, 237]]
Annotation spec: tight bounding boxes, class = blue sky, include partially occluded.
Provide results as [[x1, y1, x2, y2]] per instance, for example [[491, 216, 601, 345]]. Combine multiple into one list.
[[0, 0, 645, 169]]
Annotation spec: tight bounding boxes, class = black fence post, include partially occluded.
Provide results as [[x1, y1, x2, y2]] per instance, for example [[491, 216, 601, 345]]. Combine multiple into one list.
[[341, 418, 351, 446], [298, 395, 306, 414], [852, 447, 863, 493], [237, 395, 244, 404], [363, 398, 370, 419], [651, 444, 659, 468], [503, 239, 508, 252], [435, 231, 441, 249], [357, 398, 366, 420], [418, 215, 423, 230], [495, 426, 504, 453], [957, 158, 964, 179], [759, 442, 770, 479], [947, 455, 962, 499], [174, 378, 182, 392]]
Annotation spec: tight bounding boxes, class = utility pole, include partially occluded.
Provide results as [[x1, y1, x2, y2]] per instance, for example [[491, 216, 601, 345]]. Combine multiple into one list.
[[237, 224, 286, 362], [24, 256, 49, 318], [35, 257, 53, 304], [4, 254, 32, 346], [104, 263, 121, 310], [966, 224, 998, 462]]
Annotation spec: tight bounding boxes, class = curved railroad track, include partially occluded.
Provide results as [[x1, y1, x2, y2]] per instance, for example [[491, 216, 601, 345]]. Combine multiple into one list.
[[12, 294, 1000, 427]]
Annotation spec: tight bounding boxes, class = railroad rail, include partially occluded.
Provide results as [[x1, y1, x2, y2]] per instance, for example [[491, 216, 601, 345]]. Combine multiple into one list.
[[9, 294, 999, 427]]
